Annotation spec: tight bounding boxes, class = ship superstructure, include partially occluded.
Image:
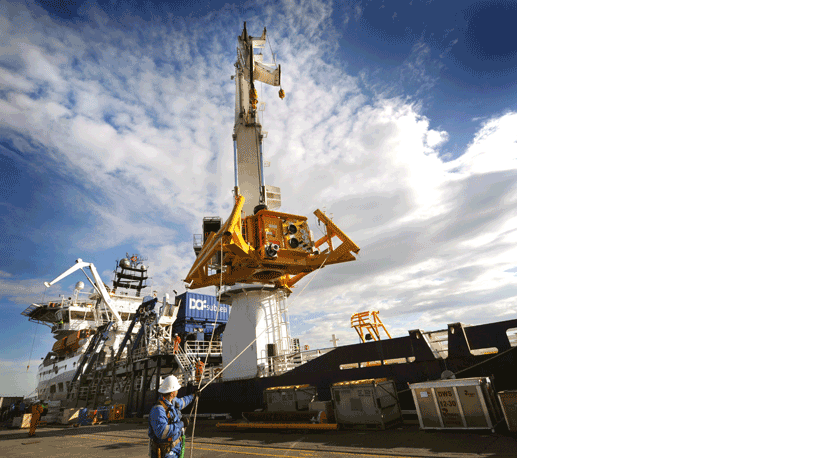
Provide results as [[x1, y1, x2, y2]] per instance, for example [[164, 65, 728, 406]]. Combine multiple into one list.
[[23, 255, 151, 402]]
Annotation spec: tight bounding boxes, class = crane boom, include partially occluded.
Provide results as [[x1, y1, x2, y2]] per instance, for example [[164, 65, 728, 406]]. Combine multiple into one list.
[[234, 21, 282, 216], [44, 258, 123, 326]]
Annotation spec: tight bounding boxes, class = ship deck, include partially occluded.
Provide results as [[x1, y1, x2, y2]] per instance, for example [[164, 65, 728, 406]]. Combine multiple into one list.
[[0, 419, 517, 458]]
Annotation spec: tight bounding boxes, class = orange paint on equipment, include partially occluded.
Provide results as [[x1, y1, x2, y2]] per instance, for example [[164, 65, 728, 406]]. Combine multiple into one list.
[[184, 192, 359, 291]]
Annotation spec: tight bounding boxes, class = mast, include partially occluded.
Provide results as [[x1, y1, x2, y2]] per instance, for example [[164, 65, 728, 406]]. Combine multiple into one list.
[[233, 21, 283, 216]]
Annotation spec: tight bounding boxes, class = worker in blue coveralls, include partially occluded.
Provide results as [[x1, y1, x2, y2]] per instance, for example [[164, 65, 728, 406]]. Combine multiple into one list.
[[148, 375, 198, 458]]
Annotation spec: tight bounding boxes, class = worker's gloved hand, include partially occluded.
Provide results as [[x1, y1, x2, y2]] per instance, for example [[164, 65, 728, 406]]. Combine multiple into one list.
[[194, 389, 201, 399], [181, 416, 189, 429]]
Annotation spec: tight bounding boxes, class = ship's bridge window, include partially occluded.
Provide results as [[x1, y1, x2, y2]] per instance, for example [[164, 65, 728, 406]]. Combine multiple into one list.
[[50, 385, 56, 393], [58, 382, 64, 392]]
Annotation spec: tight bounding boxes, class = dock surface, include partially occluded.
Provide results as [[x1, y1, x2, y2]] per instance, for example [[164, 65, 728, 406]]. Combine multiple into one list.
[[0, 419, 517, 457]]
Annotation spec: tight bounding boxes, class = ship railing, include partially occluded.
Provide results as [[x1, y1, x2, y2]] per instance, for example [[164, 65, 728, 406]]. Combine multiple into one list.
[[50, 321, 92, 333], [298, 347, 337, 364], [180, 365, 223, 385], [264, 355, 297, 376], [131, 347, 148, 361], [43, 292, 95, 308], [184, 340, 222, 356], [130, 343, 166, 362], [257, 347, 336, 377], [252, 326, 516, 377]]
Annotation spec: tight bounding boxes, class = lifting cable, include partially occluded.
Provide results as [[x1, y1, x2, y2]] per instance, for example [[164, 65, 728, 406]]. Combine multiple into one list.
[[27, 288, 47, 373]]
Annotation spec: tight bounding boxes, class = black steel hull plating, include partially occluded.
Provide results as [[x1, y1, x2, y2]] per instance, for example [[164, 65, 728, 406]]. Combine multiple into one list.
[[178, 320, 517, 416]]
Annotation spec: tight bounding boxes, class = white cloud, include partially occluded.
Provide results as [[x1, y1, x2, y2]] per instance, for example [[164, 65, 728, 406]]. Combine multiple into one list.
[[425, 129, 448, 149], [446, 112, 518, 175]]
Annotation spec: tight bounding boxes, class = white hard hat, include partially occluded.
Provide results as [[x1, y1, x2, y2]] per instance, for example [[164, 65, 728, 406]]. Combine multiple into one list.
[[158, 375, 181, 393]]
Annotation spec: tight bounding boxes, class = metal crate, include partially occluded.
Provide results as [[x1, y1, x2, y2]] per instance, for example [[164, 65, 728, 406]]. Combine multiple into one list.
[[497, 390, 516, 432], [331, 378, 401, 430], [264, 385, 316, 412], [409, 377, 503, 432]]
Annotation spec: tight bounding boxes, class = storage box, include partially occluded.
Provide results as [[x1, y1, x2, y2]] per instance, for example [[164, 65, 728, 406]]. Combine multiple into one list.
[[331, 378, 401, 430], [497, 390, 516, 433], [409, 377, 503, 432], [264, 385, 316, 412], [110, 404, 125, 421]]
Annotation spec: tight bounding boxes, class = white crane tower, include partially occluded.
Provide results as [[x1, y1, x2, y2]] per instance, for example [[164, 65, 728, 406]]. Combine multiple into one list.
[[219, 23, 293, 380]]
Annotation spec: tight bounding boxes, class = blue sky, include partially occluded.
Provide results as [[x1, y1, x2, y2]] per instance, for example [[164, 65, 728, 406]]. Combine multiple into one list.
[[0, 0, 517, 396]]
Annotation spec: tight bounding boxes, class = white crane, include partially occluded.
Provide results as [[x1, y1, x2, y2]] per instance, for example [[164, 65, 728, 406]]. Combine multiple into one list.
[[44, 258, 123, 327]]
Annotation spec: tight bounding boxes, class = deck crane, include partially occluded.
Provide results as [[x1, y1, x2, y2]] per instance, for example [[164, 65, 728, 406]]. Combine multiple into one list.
[[44, 258, 123, 327], [183, 23, 359, 381], [42, 258, 134, 384], [184, 22, 359, 292]]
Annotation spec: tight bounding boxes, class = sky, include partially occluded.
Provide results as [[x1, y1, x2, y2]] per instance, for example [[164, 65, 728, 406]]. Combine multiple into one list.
[[0, 0, 517, 397]]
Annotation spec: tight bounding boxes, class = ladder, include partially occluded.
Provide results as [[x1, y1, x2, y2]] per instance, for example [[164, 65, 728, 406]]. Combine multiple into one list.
[[263, 303, 283, 375]]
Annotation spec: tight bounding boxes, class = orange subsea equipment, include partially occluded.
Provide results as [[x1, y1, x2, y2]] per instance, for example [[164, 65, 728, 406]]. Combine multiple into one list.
[[184, 191, 359, 291]]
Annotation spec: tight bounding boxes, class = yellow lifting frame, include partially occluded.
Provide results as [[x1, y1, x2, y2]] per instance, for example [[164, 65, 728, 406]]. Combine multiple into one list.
[[184, 188, 360, 291]]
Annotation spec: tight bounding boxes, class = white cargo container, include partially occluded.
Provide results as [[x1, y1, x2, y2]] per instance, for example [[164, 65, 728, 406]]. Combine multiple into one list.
[[409, 377, 503, 433]]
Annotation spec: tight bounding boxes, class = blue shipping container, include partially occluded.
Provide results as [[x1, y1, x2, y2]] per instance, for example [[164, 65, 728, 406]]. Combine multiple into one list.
[[174, 292, 230, 323], [172, 322, 221, 336]]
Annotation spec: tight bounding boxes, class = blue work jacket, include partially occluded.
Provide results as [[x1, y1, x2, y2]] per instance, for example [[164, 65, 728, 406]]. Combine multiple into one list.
[[148, 394, 194, 457]]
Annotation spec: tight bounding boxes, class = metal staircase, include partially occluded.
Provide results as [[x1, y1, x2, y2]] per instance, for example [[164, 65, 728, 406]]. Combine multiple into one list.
[[174, 345, 196, 383]]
